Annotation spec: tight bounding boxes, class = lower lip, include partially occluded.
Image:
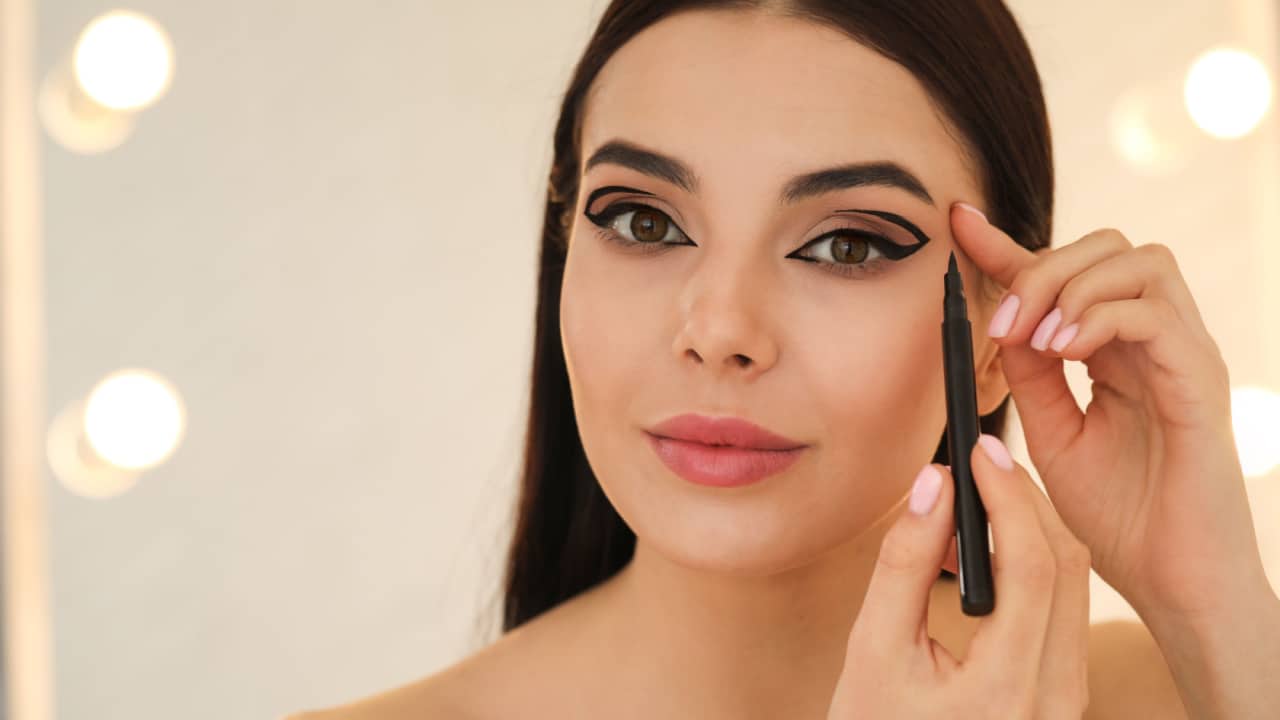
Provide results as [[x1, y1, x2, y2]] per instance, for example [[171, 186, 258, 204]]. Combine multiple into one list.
[[645, 433, 805, 487]]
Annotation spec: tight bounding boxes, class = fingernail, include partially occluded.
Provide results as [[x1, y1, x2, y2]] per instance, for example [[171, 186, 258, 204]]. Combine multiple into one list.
[[955, 202, 987, 223], [909, 464, 943, 515], [1049, 322, 1079, 352], [988, 293, 1020, 338], [977, 433, 1015, 471], [1030, 307, 1063, 350]]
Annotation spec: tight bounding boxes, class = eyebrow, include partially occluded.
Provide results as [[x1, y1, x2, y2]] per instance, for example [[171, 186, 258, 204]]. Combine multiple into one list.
[[583, 138, 936, 208]]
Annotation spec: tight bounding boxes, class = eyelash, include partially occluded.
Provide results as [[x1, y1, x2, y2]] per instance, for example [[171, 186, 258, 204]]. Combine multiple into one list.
[[584, 202, 906, 279]]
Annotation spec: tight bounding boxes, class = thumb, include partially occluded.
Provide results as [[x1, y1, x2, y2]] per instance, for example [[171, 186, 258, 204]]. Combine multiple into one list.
[[851, 463, 955, 654], [939, 463, 961, 576]]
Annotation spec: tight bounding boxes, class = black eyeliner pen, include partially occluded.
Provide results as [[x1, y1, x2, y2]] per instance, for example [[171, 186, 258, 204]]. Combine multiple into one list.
[[942, 250, 995, 616]]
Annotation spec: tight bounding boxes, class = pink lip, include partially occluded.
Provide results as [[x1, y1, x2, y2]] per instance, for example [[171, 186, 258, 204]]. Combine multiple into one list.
[[646, 434, 805, 487], [647, 413, 807, 450], [645, 413, 808, 487]]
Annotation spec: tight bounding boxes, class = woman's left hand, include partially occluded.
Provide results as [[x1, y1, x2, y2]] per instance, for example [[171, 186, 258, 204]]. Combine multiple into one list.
[[948, 201, 1270, 626]]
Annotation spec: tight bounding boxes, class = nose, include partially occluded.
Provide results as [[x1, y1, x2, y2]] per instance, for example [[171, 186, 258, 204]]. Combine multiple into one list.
[[671, 268, 779, 381]]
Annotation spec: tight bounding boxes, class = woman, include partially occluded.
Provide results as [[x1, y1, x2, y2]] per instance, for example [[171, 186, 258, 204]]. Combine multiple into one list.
[[292, 1, 1279, 717]]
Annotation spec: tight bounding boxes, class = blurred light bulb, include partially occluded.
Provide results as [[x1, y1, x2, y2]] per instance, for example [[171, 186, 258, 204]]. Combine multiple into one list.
[[38, 58, 135, 154], [1184, 47, 1273, 139], [46, 400, 140, 498], [73, 10, 174, 111], [1109, 86, 1189, 176], [83, 369, 186, 471], [1231, 385, 1280, 478]]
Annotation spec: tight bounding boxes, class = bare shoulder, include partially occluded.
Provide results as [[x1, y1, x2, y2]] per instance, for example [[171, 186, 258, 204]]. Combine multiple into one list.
[[276, 658, 483, 720], [279, 576, 624, 720], [278, 633, 531, 720], [1084, 620, 1188, 720], [278, 594, 601, 720]]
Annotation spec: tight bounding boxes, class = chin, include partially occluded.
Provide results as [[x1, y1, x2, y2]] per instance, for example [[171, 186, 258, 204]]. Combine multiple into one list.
[[611, 479, 852, 576]]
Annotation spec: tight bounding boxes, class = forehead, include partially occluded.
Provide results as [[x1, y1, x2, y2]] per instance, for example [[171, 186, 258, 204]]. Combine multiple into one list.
[[579, 9, 977, 203]]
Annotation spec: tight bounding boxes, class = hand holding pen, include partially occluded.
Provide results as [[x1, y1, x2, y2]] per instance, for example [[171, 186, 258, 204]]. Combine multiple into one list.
[[948, 201, 1280, 718], [827, 434, 1091, 719]]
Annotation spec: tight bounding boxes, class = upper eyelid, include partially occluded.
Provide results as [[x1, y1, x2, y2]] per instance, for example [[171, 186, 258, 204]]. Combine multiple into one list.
[[587, 195, 685, 224], [587, 201, 693, 241], [582, 183, 933, 246], [587, 200, 910, 248]]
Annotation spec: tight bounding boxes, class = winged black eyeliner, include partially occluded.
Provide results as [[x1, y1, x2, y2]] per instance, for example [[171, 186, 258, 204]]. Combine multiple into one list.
[[582, 186, 933, 254], [836, 208, 933, 249]]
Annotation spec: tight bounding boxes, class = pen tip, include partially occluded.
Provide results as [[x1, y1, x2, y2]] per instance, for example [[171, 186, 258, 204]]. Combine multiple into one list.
[[948, 250, 957, 274]]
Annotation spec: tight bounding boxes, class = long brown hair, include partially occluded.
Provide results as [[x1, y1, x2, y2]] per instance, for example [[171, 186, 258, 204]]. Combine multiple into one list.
[[499, 0, 1052, 635]]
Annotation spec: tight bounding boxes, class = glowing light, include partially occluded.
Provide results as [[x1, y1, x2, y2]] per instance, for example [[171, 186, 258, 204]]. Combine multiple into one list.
[[46, 401, 140, 499], [1184, 48, 1272, 139], [1231, 385, 1280, 479], [73, 10, 174, 111], [38, 60, 135, 154], [83, 369, 186, 471], [1109, 87, 1187, 175]]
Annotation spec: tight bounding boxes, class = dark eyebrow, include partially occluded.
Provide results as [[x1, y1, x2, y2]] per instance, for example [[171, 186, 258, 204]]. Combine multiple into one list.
[[583, 138, 936, 208]]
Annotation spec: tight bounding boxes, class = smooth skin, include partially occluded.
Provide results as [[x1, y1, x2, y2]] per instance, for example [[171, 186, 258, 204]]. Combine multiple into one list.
[[285, 8, 1278, 720]]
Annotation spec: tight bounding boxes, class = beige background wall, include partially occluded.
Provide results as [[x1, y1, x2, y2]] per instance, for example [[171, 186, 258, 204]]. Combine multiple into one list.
[[5, 1, 1277, 718]]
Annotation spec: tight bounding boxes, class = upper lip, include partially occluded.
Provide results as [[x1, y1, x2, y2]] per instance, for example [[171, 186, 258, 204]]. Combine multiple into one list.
[[647, 413, 807, 450]]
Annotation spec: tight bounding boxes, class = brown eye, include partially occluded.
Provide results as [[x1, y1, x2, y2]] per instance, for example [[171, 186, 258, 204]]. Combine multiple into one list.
[[786, 228, 903, 279], [831, 237, 870, 264], [585, 202, 690, 249], [630, 208, 668, 244]]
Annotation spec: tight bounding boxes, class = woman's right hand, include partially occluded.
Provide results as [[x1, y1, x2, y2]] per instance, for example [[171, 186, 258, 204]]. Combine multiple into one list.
[[826, 433, 1092, 719]]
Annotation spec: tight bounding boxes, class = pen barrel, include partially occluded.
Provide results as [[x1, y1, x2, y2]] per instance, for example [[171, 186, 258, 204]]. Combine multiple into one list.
[[941, 315, 995, 615]]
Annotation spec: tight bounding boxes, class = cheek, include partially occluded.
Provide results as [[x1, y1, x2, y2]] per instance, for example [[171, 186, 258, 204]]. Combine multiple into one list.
[[560, 231, 676, 409], [562, 241, 649, 394], [761, 282, 945, 517], [559, 238, 662, 478], [802, 301, 947, 473], [560, 244, 611, 427], [807, 304, 941, 422]]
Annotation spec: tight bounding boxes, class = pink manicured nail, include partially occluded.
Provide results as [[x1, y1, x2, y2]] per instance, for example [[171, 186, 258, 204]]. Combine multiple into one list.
[[1049, 322, 1079, 352], [955, 202, 987, 223], [988, 293, 1020, 338], [1030, 307, 1063, 350], [977, 434, 1015, 471], [908, 464, 942, 515]]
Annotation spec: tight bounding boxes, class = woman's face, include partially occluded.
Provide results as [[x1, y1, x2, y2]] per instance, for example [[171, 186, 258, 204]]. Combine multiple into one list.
[[561, 9, 1006, 574]]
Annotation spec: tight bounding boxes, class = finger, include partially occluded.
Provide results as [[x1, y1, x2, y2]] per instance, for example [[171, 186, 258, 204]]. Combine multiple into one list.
[[983, 228, 1132, 348], [1060, 296, 1212, 380], [961, 434, 1055, 683], [949, 202, 1043, 291], [950, 204, 1087, 471], [940, 464, 963, 577], [980, 231, 1134, 469], [1059, 297, 1229, 427], [942, 534, 959, 576], [850, 463, 956, 657], [1021, 474, 1093, 716], [1045, 242, 1213, 351]]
